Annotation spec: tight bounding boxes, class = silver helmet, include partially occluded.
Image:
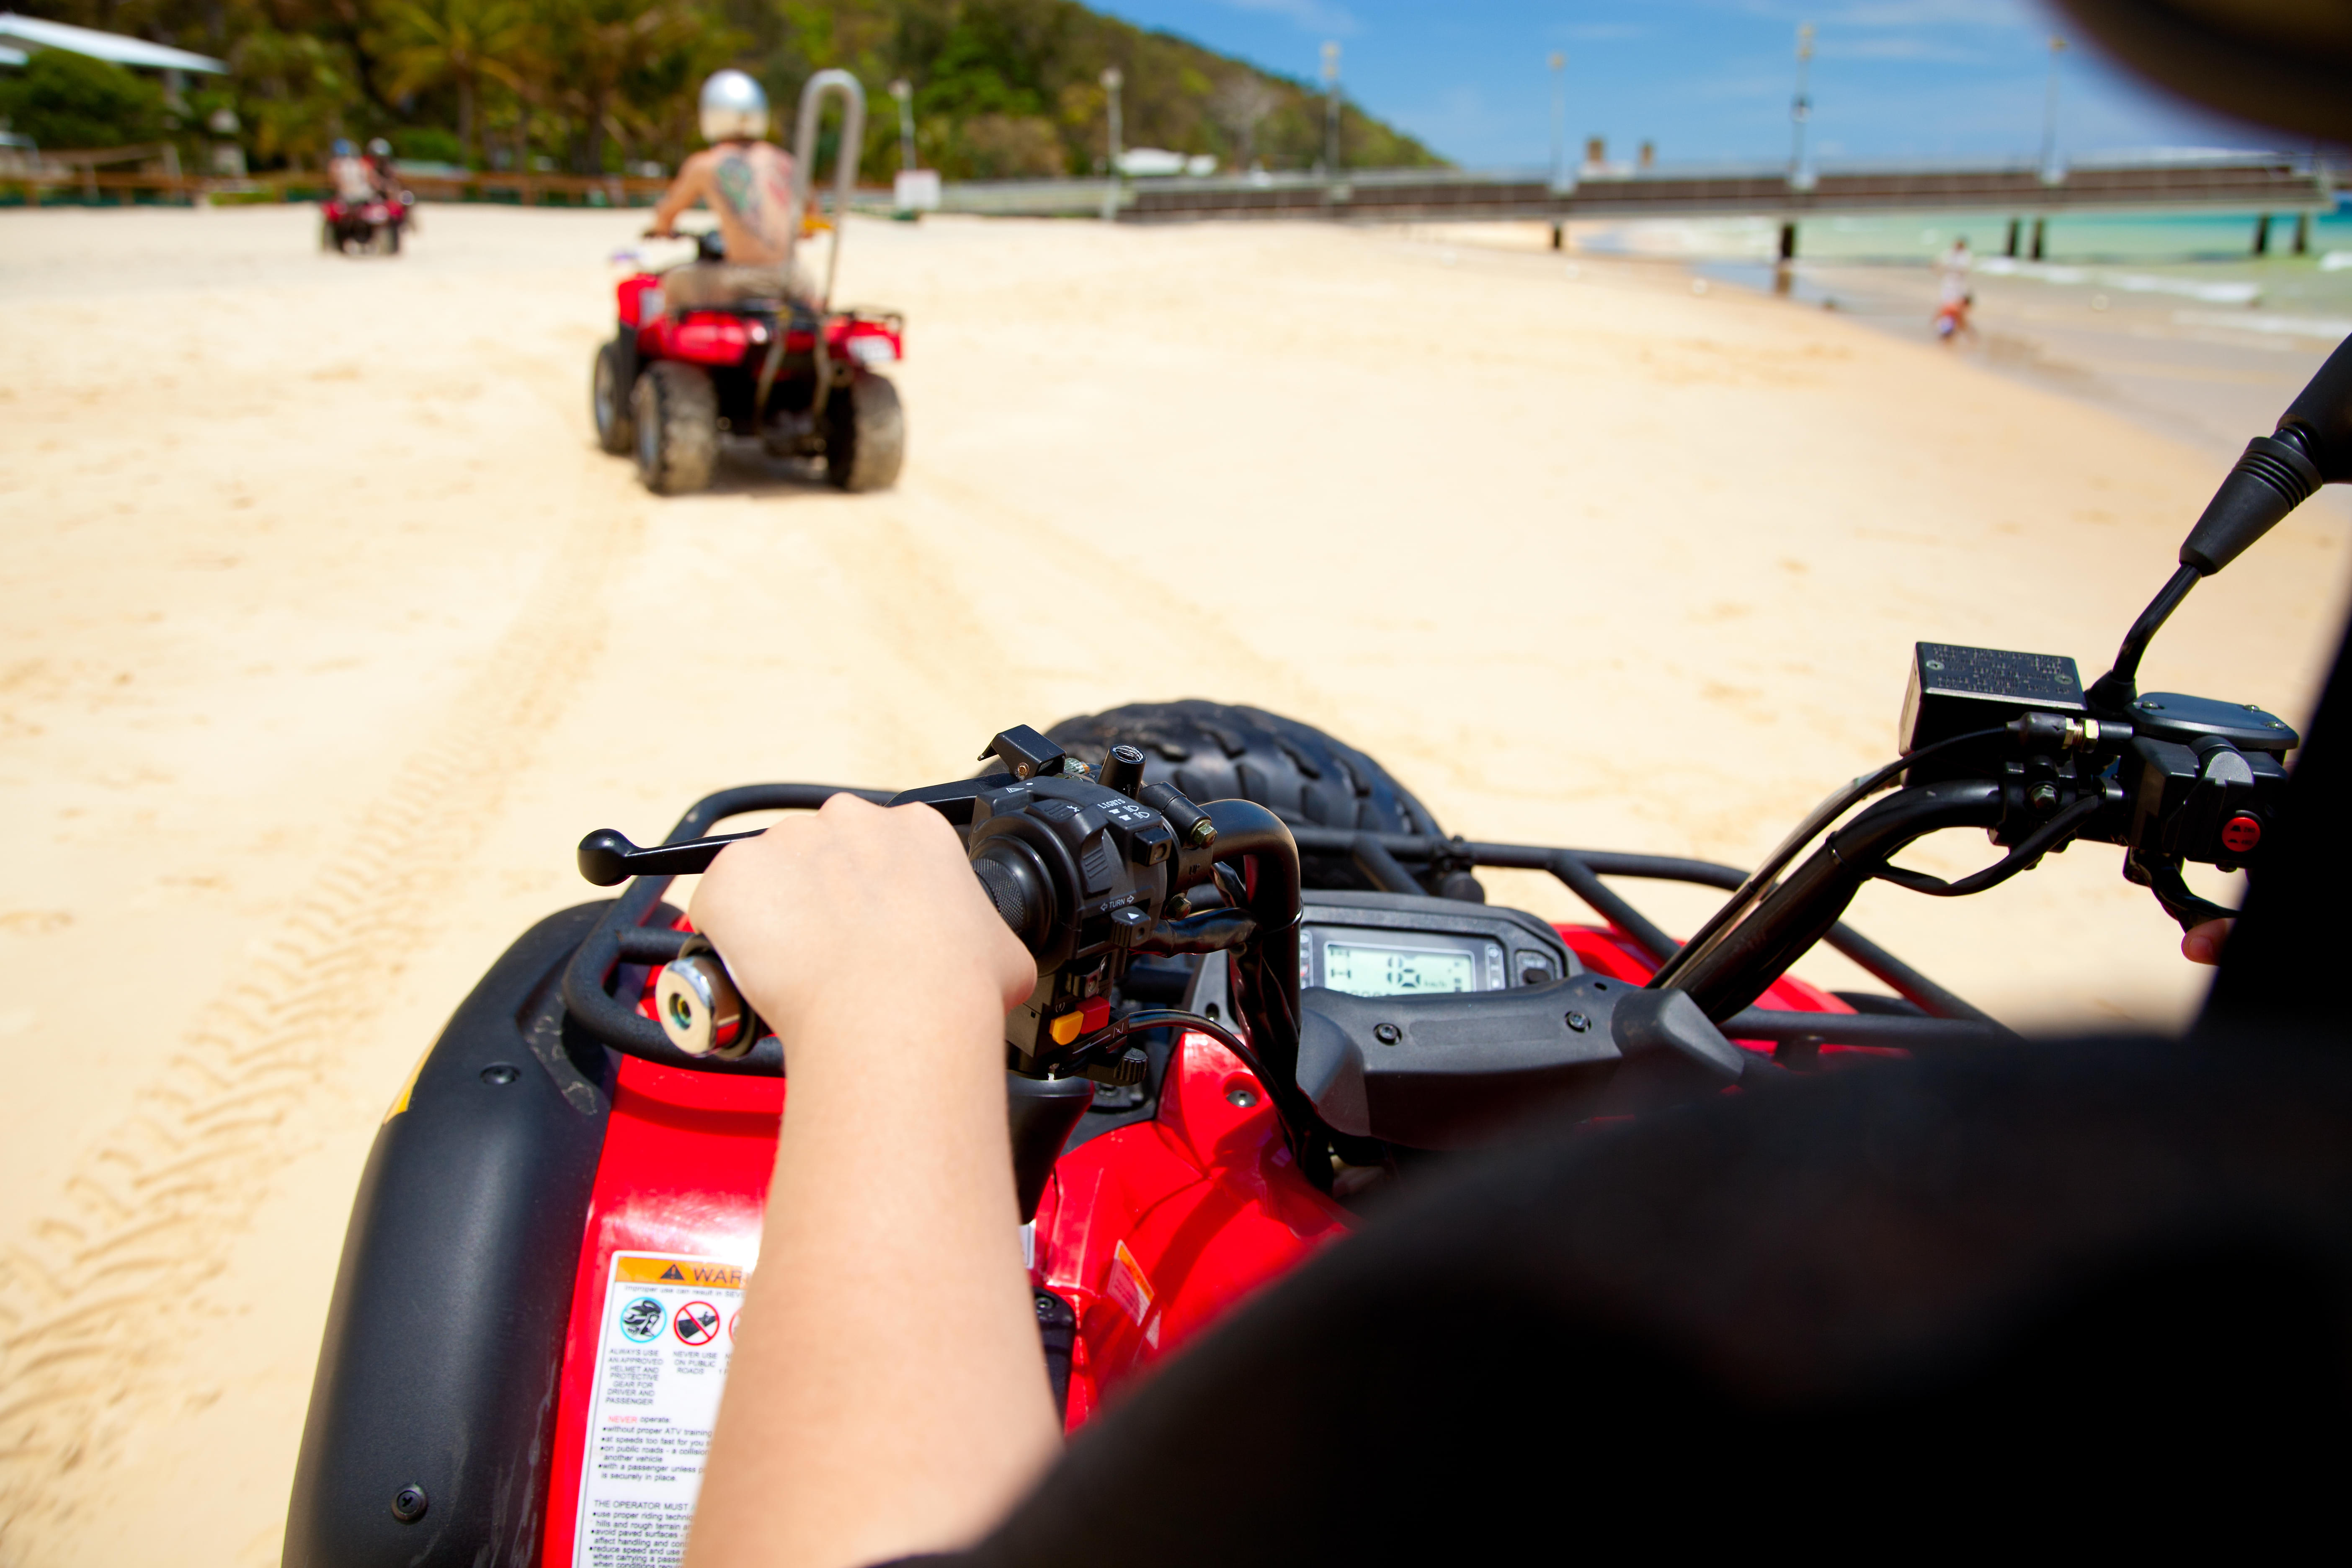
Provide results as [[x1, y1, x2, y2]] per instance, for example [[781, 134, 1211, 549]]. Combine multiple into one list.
[[699, 70, 768, 143]]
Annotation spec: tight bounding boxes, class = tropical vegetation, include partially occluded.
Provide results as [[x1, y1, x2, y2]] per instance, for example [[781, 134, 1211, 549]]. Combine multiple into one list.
[[0, 46, 165, 150], [3, 0, 1444, 179]]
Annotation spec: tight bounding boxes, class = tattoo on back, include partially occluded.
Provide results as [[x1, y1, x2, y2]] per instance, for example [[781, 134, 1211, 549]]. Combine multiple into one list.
[[715, 155, 760, 222]]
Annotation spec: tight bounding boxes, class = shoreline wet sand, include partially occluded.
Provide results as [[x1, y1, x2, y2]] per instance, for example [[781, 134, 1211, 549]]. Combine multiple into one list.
[[3, 203, 2347, 1563], [1720, 253, 2352, 462], [1416, 213, 2352, 462]]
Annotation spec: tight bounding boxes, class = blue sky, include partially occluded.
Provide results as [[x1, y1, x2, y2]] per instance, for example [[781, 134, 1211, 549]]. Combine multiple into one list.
[[1091, 0, 2288, 169]]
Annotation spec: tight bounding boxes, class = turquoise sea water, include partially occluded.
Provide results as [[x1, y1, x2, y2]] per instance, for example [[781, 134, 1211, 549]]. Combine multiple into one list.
[[1589, 204, 2352, 324], [1578, 205, 2352, 266], [1791, 207, 2352, 265]]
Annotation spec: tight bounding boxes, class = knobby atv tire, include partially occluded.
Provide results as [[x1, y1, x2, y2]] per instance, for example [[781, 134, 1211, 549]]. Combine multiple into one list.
[[1043, 700, 1483, 898], [592, 339, 636, 455], [632, 360, 719, 495], [824, 370, 905, 492]]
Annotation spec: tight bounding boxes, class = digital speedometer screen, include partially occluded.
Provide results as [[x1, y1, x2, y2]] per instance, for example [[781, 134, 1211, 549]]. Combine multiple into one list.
[[1322, 943, 1478, 997]]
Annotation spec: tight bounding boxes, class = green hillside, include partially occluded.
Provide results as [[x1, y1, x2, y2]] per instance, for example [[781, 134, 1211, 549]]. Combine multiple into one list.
[[5, 0, 1446, 179]]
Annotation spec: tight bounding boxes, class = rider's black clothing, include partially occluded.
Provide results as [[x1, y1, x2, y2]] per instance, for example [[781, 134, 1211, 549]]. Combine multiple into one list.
[[913, 1027, 2352, 1559]]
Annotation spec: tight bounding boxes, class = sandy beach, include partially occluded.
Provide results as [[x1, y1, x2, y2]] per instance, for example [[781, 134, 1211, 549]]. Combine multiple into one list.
[[3, 202, 2347, 1563]]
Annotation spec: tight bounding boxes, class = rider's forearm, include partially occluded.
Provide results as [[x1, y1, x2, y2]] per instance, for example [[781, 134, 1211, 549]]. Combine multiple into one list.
[[684, 985, 1060, 1568], [650, 181, 696, 233]]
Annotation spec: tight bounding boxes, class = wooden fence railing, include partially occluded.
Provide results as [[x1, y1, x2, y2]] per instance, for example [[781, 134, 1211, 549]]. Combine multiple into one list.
[[0, 168, 679, 206]]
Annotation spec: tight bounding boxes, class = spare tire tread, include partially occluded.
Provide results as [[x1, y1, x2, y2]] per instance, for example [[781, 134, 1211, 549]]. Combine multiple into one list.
[[1042, 700, 1475, 896]]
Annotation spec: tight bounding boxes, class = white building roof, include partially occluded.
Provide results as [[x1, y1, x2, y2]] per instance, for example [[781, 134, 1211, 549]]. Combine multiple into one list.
[[0, 12, 227, 73]]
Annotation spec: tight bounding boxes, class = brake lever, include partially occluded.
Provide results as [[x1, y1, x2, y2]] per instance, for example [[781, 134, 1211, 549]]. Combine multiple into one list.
[[577, 827, 764, 886], [2128, 855, 2239, 932]]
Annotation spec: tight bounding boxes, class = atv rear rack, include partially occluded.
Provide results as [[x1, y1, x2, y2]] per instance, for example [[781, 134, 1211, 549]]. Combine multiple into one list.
[[1288, 827, 1996, 1026]]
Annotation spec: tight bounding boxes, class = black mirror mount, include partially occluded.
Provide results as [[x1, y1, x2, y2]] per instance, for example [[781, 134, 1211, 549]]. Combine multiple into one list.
[[2088, 333, 2352, 716]]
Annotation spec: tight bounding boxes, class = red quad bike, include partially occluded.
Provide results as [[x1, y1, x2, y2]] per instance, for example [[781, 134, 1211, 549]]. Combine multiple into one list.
[[321, 193, 411, 257], [592, 72, 906, 498], [285, 338, 2352, 1565]]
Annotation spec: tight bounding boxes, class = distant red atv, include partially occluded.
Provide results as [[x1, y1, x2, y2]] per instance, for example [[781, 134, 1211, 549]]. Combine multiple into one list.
[[590, 74, 905, 496], [320, 192, 409, 255]]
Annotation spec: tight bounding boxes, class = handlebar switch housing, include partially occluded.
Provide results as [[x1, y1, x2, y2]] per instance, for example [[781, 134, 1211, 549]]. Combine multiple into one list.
[[2127, 734, 2289, 873], [927, 770, 1222, 1078], [2125, 692, 2296, 875]]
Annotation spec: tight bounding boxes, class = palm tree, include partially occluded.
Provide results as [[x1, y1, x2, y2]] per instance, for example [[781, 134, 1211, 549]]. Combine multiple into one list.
[[532, 0, 707, 175], [377, 0, 529, 167]]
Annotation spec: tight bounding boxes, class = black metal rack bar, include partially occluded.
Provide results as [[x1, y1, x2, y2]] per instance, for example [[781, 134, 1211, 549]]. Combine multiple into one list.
[[1288, 827, 1991, 1024]]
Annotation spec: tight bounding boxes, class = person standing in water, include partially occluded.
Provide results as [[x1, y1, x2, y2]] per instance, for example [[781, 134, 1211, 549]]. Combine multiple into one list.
[[648, 70, 814, 307], [1934, 237, 1975, 342]]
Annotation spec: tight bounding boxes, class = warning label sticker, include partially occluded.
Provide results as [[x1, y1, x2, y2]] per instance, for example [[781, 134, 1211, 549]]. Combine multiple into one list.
[[575, 1252, 749, 1568], [1106, 1240, 1155, 1327]]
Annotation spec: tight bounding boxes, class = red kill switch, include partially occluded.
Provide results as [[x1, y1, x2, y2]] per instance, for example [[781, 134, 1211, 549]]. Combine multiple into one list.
[[2221, 814, 2262, 855]]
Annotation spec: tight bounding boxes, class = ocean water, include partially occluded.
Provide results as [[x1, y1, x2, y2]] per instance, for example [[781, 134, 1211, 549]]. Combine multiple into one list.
[[1575, 207, 2352, 265], [1590, 207, 2352, 328], [1792, 208, 2352, 266]]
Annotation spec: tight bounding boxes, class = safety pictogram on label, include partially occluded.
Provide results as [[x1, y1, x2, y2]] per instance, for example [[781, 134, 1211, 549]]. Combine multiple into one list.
[[575, 1252, 750, 1568], [618, 1297, 665, 1343], [673, 1301, 721, 1346]]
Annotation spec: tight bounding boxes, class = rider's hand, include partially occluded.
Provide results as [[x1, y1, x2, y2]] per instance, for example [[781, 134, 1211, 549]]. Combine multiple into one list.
[[2182, 918, 2233, 966], [687, 794, 1035, 1059]]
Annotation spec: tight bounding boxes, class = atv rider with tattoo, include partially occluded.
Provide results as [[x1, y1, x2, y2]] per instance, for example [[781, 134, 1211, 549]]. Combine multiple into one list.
[[647, 70, 813, 309]]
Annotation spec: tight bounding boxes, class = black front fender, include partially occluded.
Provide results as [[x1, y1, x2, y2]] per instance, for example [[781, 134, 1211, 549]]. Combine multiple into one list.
[[284, 902, 616, 1567]]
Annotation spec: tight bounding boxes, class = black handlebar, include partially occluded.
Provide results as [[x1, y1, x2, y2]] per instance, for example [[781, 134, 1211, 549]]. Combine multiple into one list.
[[565, 742, 1315, 1148], [1663, 781, 2006, 1020]]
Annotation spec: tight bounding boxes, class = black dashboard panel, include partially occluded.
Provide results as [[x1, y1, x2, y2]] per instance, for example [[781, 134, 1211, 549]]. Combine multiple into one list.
[[1298, 892, 1576, 998]]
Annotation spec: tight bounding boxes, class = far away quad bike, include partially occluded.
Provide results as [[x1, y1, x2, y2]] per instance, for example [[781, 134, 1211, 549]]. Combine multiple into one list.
[[286, 339, 2352, 1564], [320, 191, 411, 257], [592, 71, 905, 497]]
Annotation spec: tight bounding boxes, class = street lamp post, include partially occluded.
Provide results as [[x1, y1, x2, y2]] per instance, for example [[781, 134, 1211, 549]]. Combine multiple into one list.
[[1100, 66, 1123, 221], [1547, 51, 1568, 192], [1788, 22, 1816, 191], [887, 78, 916, 173], [2039, 34, 2068, 183], [1320, 41, 1341, 175]]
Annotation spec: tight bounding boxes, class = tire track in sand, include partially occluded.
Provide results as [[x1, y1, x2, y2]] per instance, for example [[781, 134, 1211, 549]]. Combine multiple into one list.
[[0, 475, 644, 1559]]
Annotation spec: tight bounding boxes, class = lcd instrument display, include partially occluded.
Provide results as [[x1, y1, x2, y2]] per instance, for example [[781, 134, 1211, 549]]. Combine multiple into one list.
[[1321, 942, 1478, 997]]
